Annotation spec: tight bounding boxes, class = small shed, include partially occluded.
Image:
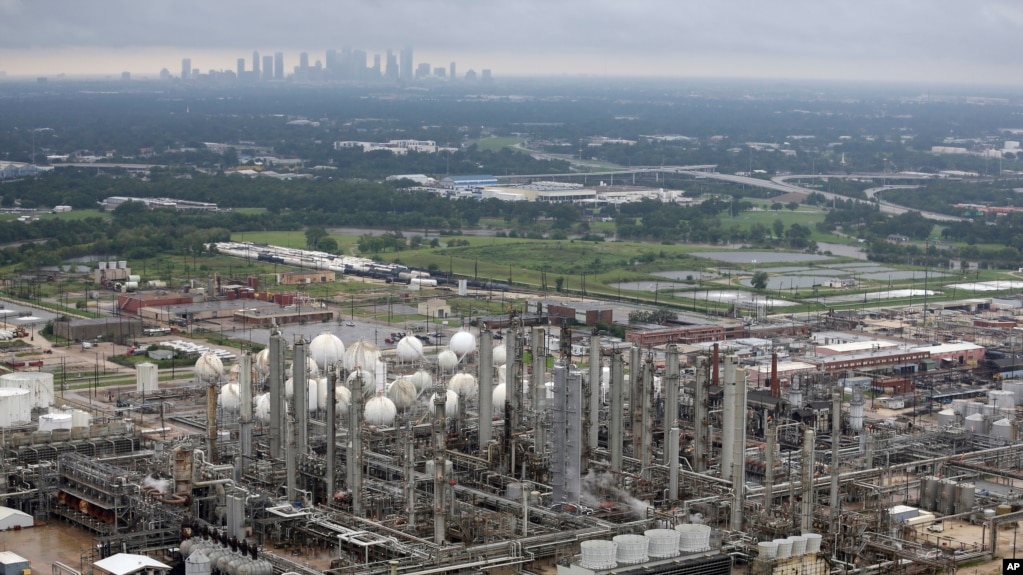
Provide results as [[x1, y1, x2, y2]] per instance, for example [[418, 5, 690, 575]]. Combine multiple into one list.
[[0, 506, 33, 530], [93, 553, 171, 575], [0, 551, 30, 575]]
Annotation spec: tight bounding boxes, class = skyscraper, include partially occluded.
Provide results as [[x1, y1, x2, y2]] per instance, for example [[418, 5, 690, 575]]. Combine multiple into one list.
[[399, 46, 413, 81], [385, 50, 398, 81], [237, 58, 245, 78], [262, 55, 273, 80], [299, 52, 309, 70], [252, 51, 260, 77], [449, 62, 456, 81], [274, 52, 284, 79], [181, 58, 191, 80]]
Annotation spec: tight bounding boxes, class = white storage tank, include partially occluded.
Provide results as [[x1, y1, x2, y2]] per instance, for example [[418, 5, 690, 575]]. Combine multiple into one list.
[[920, 476, 940, 511], [803, 532, 822, 553], [71, 409, 92, 428], [989, 390, 1016, 410], [963, 401, 984, 417], [1002, 379, 1023, 405], [939, 479, 958, 515], [787, 535, 807, 556], [937, 409, 957, 428], [0, 371, 54, 408], [675, 523, 711, 552], [757, 540, 778, 560], [38, 412, 72, 431], [613, 534, 649, 565], [644, 529, 680, 559], [136, 362, 159, 393], [579, 540, 617, 570], [185, 550, 211, 575], [364, 396, 397, 426], [0, 388, 32, 426], [957, 482, 976, 514], [991, 418, 1015, 440], [774, 538, 792, 559], [964, 413, 986, 434]]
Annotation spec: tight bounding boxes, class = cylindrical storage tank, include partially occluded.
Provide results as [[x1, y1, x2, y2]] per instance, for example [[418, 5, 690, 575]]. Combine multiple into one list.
[[675, 523, 711, 552], [613, 534, 649, 565], [579, 540, 617, 570], [644, 529, 680, 559], [1003, 379, 1023, 405], [118, 260, 127, 269], [937, 409, 957, 428], [964, 413, 985, 434], [185, 551, 211, 575], [991, 418, 1015, 440], [984, 508, 997, 519], [38, 413, 72, 431], [128, 274, 141, 282], [136, 362, 159, 393], [0, 388, 33, 426], [957, 482, 975, 514], [506, 482, 525, 500], [803, 533, 823, 553], [757, 540, 778, 560], [989, 390, 1016, 410], [998, 504, 1013, 515], [939, 479, 958, 515], [0, 372, 55, 408], [774, 538, 792, 559], [920, 476, 939, 511], [964, 401, 984, 417], [71, 409, 92, 428], [787, 535, 807, 556]]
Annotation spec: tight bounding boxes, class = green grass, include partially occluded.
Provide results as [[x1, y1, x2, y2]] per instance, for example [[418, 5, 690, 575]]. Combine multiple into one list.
[[471, 137, 526, 153]]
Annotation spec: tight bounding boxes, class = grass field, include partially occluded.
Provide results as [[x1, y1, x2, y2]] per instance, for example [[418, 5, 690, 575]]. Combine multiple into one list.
[[470, 137, 526, 152]]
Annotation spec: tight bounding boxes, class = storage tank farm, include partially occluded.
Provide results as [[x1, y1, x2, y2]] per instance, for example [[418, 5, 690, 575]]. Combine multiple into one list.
[[4, 281, 1023, 575]]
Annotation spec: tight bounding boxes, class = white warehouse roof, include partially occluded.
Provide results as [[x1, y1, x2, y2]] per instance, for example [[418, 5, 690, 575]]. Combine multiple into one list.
[[0, 506, 33, 530]]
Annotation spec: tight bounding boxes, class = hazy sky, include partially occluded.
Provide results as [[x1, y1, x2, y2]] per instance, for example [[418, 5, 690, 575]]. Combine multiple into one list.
[[0, 0, 1020, 84]]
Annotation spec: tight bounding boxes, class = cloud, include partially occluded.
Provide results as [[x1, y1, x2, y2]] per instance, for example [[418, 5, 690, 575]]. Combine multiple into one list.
[[0, 0, 1019, 83]]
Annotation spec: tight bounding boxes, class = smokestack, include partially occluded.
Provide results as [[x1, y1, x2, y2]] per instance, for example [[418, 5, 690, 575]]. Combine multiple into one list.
[[325, 364, 336, 504], [478, 331, 493, 451], [770, 353, 780, 398], [712, 343, 720, 386]]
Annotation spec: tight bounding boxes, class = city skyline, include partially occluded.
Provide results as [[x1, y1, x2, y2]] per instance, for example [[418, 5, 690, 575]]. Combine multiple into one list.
[[0, 0, 1020, 85]]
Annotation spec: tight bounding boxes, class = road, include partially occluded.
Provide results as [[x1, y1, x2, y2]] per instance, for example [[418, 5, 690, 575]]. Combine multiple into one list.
[[772, 174, 963, 222]]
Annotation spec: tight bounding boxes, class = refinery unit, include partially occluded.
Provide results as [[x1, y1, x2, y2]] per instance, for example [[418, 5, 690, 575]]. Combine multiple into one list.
[[2, 246, 1023, 575]]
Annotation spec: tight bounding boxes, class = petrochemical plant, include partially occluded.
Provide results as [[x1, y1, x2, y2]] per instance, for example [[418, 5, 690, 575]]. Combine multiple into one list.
[[3, 246, 1023, 575]]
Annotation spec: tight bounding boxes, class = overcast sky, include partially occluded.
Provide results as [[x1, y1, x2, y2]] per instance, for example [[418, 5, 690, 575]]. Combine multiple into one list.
[[0, 0, 1020, 84]]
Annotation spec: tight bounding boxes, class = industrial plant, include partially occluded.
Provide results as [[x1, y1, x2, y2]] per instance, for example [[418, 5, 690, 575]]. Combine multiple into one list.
[[2, 244, 1023, 575]]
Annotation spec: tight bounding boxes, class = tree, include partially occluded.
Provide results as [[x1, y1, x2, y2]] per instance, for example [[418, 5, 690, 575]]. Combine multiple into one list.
[[772, 219, 785, 239], [316, 236, 339, 253], [305, 226, 328, 249], [751, 271, 769, 290]]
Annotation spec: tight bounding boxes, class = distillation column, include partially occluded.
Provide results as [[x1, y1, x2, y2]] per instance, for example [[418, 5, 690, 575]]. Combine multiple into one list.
[[630, 346, 642, 459], [588, 332, 601, 453], [801, 428, 815, 533], [478, 331, 493, 450], [325, 364, 337, 503], [348, 370, 364, 516], [726, 355, 746, 531], [551, 361, 582, 506], [693, 356, 709, 473], [830, 389, 842, 530], [432, 388, 448, 544], [664, 345, 680, 500], [640, 357, 654, 479], [268, 329, 286, 459], [293, 338, 308, 448], [237, 353, 253, 480], [531, 327, 546, 458], [610, 352, 625, 477]]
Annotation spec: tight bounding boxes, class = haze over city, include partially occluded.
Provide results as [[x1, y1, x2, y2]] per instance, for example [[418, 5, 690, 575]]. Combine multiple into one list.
[[0, 0, 1020, 84]]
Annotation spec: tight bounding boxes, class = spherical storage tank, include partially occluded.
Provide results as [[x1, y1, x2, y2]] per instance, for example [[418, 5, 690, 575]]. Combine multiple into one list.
[[344, 340, 380, 373], [1, 371, 54, 408], [364, 396, 397, 426], [492, 384, 506, 413], [346, 369, 376, 398], [409, 370, 433, 396], [194, 353, 224, 383], [387, 378, 417, 410], [437, 350, 459, 372], [492, 344, 507, 366], [396, 336, 424, 362], [449, 372, 477, 398], [218, 383, 241, 411], [0, 388, 32, 426], [449, 331, 477, 356], [429, 389, 459, 418], [309, 333, 345, 370]]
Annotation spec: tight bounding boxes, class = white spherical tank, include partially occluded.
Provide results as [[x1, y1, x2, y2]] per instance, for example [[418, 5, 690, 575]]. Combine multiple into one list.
[[194, 353, 224, 383], [449, 331, 477, 356], [305, 379, 318, 412], [437, 350, 459, 372], [254, 349, 270, 378], [579, 540, 617, 570], [335, 385, 352, 413], [492, 344, 507, 366], [346, 369, 376, 398], [218, 383, 241, 411], [0, 371, 54, 409], [395, 336, 424, 362], [0, 388, 32, 426], [497, 364, 507, 384], [449, 372, 478, 398], [344, 340, 380, 372], [254, 393, 271, 424], [306, 356, 320, 378], [409, 370, 433, 396], [613, 534, 649, 565], [310, 333, 345, 370], [429, 390, 459, 417], [492, 383, 506, 412], [364, 396, 397, 426], [387, 378, 417, 410]]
